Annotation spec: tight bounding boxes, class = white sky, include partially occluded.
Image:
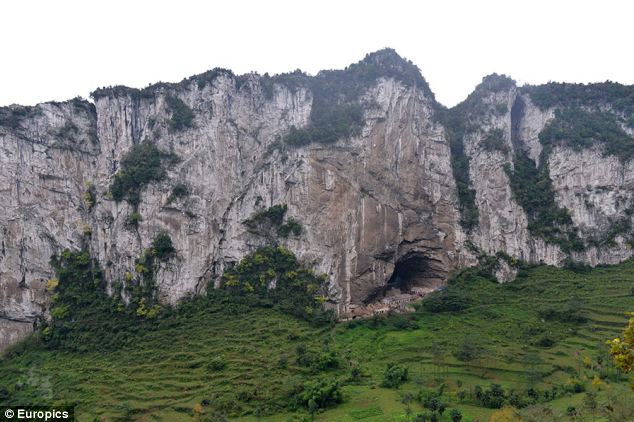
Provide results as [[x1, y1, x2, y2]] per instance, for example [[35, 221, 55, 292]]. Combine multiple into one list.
[[1, 0, 633, 107]]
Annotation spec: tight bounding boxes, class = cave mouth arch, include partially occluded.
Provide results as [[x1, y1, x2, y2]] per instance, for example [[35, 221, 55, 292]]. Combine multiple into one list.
[[386, 252, 430, 292], [363, 251, 438, 305]]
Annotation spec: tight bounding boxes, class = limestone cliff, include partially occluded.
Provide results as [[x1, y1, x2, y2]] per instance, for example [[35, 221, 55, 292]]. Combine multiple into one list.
[[2, 50, 634, 349]]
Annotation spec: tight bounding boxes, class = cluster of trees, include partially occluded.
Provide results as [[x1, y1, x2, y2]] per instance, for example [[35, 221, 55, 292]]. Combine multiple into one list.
[[503, 151, 583, 252], [165, 95, 194, 132], [41, 231, 337, 355], [284, 49, 430, 147], [540, 107, 634, 162], [42, 232, 178, 351], [295, 343, 340, 373], [245, 204, 303, 239], [381, 363, 409, 388], [421, 287, 471, 313], [110, 142, 178, 206], [220, 246, 332, 325], [92, 68, 234, 100], [523, 81, 634, 120], [291, 378, 343, 414], [285, 104, 363, 146], [43, 250, 115, 351], [481, 128, 509, 154], [0, 104, 42, 129]]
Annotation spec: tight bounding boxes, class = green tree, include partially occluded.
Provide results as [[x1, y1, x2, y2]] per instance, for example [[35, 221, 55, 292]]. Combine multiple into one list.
[[583, 391, 598, 422], [449, 408, 462, 422], [607, 312, 634, 379], [381, 363, 408, 388]]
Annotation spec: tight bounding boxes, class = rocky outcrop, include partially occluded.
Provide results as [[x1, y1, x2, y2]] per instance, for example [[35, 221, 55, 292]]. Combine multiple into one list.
[[456, 78, 634, 267], [2, 50, 634, 349]]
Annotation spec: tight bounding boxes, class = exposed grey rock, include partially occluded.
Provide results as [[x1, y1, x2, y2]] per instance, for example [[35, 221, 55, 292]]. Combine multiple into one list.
[[1, 53, 634, 349]]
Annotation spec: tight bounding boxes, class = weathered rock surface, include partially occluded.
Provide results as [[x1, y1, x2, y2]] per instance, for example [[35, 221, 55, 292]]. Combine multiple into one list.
[[2, 50, 634, 349]]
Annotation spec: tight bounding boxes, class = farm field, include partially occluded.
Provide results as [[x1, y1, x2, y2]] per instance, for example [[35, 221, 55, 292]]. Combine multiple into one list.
[[1, 262, 633, 421]]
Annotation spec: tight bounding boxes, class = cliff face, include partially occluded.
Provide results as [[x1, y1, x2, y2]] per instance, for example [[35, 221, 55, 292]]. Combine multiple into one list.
[[2, 50, 634, 349], [459, 79, 634, 268]]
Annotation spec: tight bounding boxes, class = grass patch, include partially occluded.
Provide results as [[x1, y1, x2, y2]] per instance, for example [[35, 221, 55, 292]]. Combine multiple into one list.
[[2, 260, 634, 420]]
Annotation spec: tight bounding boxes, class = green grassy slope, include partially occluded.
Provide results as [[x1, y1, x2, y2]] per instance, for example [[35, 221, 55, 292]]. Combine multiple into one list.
[[1, 262, 633, 421]]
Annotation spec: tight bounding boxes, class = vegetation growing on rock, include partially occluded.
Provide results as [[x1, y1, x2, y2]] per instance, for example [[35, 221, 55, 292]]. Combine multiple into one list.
[[436, 74, 515, 232], [284, 48, 432, 146], [504, 151, 583, 252], [3, 258, 634, 420], [539, 107, 634, 162], [165, 95, 194, 131], [481, 128, 509, 154], [109, 142, 177, 206], [523, 81, 634, 122], [220, 245, 331, 324], [245, 204, 303, 239], [438, 107, 479, 231]]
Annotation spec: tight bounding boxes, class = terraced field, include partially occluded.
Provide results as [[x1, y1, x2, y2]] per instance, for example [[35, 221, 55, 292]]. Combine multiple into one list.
[[1, 262, 633, 421]]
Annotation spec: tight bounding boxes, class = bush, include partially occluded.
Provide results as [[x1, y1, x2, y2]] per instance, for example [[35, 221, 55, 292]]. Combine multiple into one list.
[[313, 350, 340, 371], [110, 142, 177, 206], [538, 296, 586, 324], [292, 378, 343, 410], [454, 337, 483, 362], [381, 363, 408, 388], [125, 212, 142, 230], [477, 384, 506, 409], [168, 183, 189, 202], [152, 232, 176, 261], [422, 288, 470, 313], [278, 219, 302, 237], [165, 95, 194, 131], [207, 356, 227, 371], [481, 128, 508, 153], [533, 335, 556, 348], [391, 315, 418, 330], [246, 204, 288, 227], [83, 182, 96, 211], [449, 408, 463, 422], [220, 246, 331, 324], [418, 390, 445, 411]]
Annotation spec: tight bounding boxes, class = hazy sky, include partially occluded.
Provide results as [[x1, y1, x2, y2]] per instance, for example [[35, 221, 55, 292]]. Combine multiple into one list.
[[1, 0, 633, 107]]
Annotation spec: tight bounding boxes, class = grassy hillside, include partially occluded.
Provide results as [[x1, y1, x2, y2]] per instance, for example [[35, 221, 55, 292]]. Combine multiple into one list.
[[1, 261, 633, 421]]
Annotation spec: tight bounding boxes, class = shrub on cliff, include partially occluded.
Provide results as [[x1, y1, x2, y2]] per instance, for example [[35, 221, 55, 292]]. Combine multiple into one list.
[[220, 245, 332, 325], [110, 142, 177, 205], [539, 107, 634, 162], [165, 95, 194, 131]]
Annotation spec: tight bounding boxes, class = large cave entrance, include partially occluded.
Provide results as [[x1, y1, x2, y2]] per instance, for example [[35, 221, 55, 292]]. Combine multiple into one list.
[[363, 252, 439, 305], [386, 252, 429, 293]]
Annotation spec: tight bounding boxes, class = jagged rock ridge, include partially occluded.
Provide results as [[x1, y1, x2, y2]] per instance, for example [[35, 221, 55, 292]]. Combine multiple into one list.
[[2, 49, 634, 349]]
